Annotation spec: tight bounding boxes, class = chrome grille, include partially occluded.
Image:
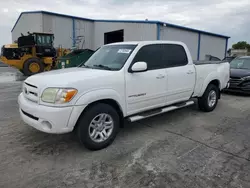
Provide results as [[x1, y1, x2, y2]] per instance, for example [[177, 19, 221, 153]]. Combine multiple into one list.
[[229, 77, 242, 85], [23, 82, 39, 103]]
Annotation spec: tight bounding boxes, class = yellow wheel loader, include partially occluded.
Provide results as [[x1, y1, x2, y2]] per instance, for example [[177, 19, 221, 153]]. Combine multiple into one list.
[[0, 32, 69, 76]]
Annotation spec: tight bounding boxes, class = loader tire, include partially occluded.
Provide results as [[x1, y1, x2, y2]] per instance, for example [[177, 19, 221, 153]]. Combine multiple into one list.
[[23, 58, 44, 76]]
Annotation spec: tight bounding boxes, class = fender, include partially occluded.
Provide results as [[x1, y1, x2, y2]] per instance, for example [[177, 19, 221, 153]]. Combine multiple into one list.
[[199, 72, 221, 97], [74, 88, 126, 116]]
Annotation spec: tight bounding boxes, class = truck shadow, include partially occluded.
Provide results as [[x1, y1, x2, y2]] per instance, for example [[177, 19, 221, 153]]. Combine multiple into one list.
[[18, 104, 199, 157], [222, 91, 250, 97]]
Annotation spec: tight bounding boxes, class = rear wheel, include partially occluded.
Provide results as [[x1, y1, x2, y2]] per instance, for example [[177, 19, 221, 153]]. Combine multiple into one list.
[[23, 58, 44, 76], [76, 103, 120, 150], [198, 84, 219, 112]]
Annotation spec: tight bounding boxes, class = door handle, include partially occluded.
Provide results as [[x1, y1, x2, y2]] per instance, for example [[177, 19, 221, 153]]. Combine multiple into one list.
[[156, 74, 165, 79], [187, 70, 194, 74]]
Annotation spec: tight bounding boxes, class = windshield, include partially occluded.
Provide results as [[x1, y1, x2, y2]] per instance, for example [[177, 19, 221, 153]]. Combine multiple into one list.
[[83, 44, 137, 70], [36, 35, 53, 46], [230, 58, 250, 70]]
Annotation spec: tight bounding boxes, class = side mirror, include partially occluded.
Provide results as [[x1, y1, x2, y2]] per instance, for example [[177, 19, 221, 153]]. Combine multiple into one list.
[[130, 61, 147, 73]]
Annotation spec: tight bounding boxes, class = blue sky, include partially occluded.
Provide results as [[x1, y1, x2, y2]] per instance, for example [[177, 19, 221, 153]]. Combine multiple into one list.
[[0, 0, 249, 48]]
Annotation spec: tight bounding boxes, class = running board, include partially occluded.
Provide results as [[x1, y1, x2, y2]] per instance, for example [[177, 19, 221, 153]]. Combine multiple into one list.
[[128, 101, 194, 122]]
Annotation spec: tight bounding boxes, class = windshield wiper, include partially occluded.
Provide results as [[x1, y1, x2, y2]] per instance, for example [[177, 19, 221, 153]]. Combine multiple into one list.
[[93, 64, 113, 70], [81, 64, 92, 68]]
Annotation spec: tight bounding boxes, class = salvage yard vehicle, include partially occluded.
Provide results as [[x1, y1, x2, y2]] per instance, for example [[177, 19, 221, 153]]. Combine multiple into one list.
[[0, 32, 69, 76], [18, 41, 230, 150], [225, 56, 250, 94], [57, 49, 94, 69]]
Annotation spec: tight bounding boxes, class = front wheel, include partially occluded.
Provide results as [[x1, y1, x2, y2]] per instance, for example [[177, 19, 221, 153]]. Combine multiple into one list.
[[76, 103, 120, 150], [198, 84, 219, 112], [23, 58, 44, 76]]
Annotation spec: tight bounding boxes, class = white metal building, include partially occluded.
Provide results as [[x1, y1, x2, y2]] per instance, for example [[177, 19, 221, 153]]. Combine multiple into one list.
[[11, 11, 230, 60]]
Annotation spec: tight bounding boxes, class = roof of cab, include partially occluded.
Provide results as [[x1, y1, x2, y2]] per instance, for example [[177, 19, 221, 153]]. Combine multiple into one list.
[[105, 41, 140, 45], [105, 40, 186, 46], [32, 32, 54, 35]]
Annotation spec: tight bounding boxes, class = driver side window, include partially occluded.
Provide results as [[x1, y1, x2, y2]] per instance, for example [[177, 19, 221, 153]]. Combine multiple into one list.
[[132, 44, 164, 70]]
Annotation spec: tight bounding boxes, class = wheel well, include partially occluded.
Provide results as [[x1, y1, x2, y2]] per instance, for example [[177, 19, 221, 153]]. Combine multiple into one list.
[[74, 99, 124, 130], [209, 80, 220, 88], [209, 79, 221, 99]]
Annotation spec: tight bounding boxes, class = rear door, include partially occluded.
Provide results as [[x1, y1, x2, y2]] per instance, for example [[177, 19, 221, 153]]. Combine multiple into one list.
[[162, 44, 196, 104], [125, 44, 167, 115]]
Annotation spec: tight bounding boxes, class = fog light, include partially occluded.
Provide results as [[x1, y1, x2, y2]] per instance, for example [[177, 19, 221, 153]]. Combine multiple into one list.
[[41, 121, 52, 130]]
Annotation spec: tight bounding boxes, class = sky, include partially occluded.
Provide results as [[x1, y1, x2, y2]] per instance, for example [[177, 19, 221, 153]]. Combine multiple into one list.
[[0, 0, 249, 49]]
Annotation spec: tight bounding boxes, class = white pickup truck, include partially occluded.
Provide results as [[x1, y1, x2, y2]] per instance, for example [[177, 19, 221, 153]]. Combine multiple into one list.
[[18, 41, 230, 150]]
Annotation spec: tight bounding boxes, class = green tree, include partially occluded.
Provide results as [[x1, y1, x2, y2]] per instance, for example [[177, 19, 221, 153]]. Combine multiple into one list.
[[232, 41, 250, 51]]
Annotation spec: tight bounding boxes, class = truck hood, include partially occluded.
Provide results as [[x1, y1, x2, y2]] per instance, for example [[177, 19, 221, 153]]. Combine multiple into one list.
[[25, 67, 116, 89], [230, 68, 250, 78]]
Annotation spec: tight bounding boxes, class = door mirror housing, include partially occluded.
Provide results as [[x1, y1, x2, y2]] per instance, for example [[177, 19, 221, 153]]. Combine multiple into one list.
[[130, 61, 147, 73]]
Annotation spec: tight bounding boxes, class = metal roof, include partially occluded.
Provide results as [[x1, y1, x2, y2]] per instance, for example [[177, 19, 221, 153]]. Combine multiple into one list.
[[11, 11, 94, 32], [11, 11, 230, 39]]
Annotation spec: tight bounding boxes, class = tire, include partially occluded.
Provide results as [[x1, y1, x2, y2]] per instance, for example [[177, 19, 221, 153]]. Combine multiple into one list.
[[23, 58, 44, 76], [198, 84, 219, 112], [76, 103, 120, 150]]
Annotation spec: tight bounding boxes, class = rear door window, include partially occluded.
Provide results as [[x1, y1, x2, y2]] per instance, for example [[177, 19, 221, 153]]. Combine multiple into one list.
[[161, 44, 188, 67]]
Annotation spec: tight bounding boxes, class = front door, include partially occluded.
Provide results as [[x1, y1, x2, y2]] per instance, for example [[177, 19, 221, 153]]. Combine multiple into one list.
[[125, 44, 167, 115], [126, 69, 167, 115]]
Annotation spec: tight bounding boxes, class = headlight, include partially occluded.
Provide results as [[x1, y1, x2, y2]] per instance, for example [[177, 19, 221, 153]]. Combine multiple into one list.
[[243, 76, 250, 80], [41, 88, 77, 104]]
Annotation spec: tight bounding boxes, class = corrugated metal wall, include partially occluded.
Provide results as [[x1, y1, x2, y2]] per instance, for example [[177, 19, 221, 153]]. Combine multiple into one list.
[[93, 22, 157, 50], [42, 14, 53, 33], [12, 12, 228, 60], [12, 13, 43, 43], [42, 14, 72, 48], [159, 26, 199, 60], [42, 14, 94, 49], [74, 19, 94, 50], [199, 34, 227, 60]]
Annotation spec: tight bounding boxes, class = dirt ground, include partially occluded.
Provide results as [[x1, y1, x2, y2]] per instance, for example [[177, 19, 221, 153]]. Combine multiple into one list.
[[0, 67, 250, 188]]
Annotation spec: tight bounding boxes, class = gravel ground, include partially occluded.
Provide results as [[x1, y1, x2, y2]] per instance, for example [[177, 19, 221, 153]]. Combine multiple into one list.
[[0, 67, 250, 188]]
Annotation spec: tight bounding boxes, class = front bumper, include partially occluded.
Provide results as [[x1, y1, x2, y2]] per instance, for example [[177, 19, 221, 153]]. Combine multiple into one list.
[[224, 83, 250, 94], [18, 93, 86, 134]]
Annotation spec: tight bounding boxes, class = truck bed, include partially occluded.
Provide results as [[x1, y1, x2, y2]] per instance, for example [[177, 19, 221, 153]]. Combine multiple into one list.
[[192, 61, 230, 97], [193, 60, 227, 65]]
